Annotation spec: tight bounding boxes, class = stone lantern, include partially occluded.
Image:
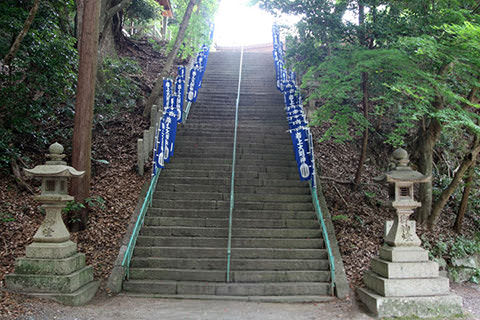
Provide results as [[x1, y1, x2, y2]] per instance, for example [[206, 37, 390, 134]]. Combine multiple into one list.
[[358, 148, 462, 318], [383, 147, 426, 248], [5, 143, 98, 306]]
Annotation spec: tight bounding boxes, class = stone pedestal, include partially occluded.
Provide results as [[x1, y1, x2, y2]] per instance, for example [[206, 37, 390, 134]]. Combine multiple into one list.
[[5, 240, 99, 306], [358, 244, 462, 318], [358, 148, 463, 318], [5, 143, 98, 305]]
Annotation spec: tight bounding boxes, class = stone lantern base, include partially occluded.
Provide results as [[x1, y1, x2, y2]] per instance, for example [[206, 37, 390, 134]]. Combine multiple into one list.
[[5, 240, 99, 306], [357, 244, 463, 318]]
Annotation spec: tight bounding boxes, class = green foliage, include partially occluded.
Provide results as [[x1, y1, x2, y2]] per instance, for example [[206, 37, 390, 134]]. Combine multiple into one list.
[[0, 212, 15, 223], [167, 0, 218, 59], [62, 201, 85, 223], [62, 196, 105, 223], [331, 214, 349, 222], [304, 46, 407, 144], [127, 0, 162, 21], [424, 234, 480, 283], [85, 196, 106, 210], [449, 234, 480, 259], [95, 57, 141, 121], [125, 0, 163, 39], [0, 0, 78, 169]]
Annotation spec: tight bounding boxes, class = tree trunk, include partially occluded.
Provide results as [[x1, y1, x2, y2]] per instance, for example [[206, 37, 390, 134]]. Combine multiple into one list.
[[143, 0, 202, 118], [352, 2, 369, 189], [98, 0, 130, 59], [75, 0, 85, 49], [358, 2, 365, 42], [3, 0, 40, 65], [454, 164, 475, 233], [353, 71, 369, 188], [416, 117, 442, 224], [428, 137, 480, 228], [71, 0, 101, 230]]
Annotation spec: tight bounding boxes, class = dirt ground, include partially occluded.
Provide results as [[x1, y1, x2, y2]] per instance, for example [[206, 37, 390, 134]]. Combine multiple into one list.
[[5, 284, 478, 320]]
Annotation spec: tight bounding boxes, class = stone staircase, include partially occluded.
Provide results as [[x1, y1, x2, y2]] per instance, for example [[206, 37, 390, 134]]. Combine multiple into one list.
[[123, 50, 332, 300]]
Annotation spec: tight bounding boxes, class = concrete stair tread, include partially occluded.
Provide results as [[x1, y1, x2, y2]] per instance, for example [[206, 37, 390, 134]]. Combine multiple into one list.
[[144, 217, 318, 229], [123, 280, 331, 296], [124, 293, 335, 303], [133, 246, 326, 256], [135, 236, 324, 248]]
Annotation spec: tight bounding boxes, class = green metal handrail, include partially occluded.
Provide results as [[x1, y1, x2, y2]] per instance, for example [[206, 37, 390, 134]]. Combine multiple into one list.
[[309, 177, 336, 296], [123, 76, 197, 280], [122, 171, 160, 279], [184, 101, 193, 121], [226, 46, 244, 282]]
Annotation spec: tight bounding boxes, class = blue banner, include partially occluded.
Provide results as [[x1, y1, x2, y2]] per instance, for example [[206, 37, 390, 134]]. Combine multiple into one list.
[[196, 52, 207, 89], [175, 67, 185, 123], [272, 23, 315, 184], [153, 117, 166, 173], [163, 79, 173, 108], [290, 128, 313, 181], [164, 106, 178, 161], [187, 65, 199, 102], [284, 90, 300, 107], [289, 70, 297, 84]]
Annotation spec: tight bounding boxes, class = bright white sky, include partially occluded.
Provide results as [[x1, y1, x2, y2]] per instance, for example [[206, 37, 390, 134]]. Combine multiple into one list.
[[213, 0, 300, 46]]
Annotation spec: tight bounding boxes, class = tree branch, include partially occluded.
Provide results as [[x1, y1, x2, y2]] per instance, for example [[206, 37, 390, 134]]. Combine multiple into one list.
[[3, 0, 40, 65], [106, 0, 131, 22]]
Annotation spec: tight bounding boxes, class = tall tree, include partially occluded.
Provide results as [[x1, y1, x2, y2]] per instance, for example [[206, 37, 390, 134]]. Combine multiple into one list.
[[71, 0, 101, 229], [143, 0, 202, 118]]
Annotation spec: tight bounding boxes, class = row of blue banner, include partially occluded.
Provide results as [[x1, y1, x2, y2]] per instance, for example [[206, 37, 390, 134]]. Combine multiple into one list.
[[152, 28, 213, 175], [272, 25, 316, 186]]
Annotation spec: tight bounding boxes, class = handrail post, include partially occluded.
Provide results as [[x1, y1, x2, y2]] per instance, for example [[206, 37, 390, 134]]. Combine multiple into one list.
[[226, 46, 244, 283]]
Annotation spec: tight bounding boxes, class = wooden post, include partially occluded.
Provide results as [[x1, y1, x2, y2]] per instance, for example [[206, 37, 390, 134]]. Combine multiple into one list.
[[161, 16, 168, 39]]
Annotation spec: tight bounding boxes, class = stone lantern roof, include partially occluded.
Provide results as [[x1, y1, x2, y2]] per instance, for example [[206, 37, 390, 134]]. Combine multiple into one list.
[[24, 142, 84, 178], [382, 148, 431, 183]]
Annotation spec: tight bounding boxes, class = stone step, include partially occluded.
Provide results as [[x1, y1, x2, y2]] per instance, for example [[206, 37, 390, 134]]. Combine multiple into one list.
[[167, 157, 297, 167], [135, 236, 323, 249], [153, 191, 312, 203], [181, 123, 288, 131], [155, 183, 310, 195], [150, 199, 314, 211], [176, 131, 290, 140], [146, 208, 315, 220], [129, 268, 225, 282], [139, 226, 321, 239], [123, 280, 330, 296], [133, 247, 326, 259], [190, 115, 292, 120], [131, 258, 328, 271], [175, 136, 293, 145], [129, 268, 329, 283], [173, 141, 294, 152], [363, 272, 450, 297], [172, 147, 294, 158], [143, 217, 318, 229], [157, 177, 307, 188], [172, 150, 295, 161]]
